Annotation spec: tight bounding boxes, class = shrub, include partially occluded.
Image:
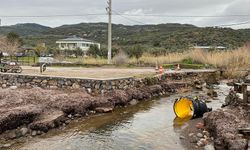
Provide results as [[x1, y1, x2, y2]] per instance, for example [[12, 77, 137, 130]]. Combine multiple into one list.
[[182, 57, 193, 64], [126, 45, 144, 61], [113, 50, 129, 65]]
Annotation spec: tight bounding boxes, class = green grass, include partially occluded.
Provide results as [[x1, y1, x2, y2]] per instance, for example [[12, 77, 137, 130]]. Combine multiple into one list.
[[162, 63, 206, 69], [1, 56, 38, 65]]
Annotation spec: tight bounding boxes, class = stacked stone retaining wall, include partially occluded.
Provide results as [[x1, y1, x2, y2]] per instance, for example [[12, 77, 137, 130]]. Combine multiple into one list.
[[0, 71, 217, 92]]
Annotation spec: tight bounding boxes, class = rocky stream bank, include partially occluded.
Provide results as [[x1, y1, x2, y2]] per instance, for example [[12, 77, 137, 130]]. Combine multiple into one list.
[[0, 80, 191, 148]]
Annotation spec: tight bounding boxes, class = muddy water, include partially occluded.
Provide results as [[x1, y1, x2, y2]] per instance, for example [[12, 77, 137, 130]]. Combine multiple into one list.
[[12, 84, 230, 150]]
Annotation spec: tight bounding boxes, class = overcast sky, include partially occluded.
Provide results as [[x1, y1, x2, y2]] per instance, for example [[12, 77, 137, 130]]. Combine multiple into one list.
[[0, 0, 249, 28]]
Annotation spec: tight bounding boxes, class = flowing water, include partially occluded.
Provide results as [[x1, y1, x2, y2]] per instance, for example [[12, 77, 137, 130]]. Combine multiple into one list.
[[12, 84, 230, 150]]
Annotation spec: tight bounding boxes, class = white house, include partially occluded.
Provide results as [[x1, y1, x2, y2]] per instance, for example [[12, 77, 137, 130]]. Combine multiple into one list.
[[56, 36, 101, 52], [193, 46, 226, 50]]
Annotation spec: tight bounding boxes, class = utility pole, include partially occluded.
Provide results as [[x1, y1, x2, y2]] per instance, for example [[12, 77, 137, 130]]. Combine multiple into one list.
[[107, 0, 112, 64]]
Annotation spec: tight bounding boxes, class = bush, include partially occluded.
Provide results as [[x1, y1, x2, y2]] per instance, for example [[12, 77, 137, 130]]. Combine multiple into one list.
[[88, 46, 118, 58], [182, 57, 193, 64], [88, 45, 100, 58], [113, 50, 129, 65], [126, 45, 144, 60]]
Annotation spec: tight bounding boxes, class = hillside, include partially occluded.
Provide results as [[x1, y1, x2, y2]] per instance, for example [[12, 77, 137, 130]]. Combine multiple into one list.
[[0, 23, 250, 50], [0, 23, 51, 36]]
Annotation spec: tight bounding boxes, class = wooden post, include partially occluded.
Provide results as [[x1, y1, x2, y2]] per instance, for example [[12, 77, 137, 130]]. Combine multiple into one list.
[[242, 83, 250, 103]]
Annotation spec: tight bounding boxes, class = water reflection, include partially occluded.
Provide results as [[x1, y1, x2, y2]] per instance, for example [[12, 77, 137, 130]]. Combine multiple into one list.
[[173, 117, 192, 128]]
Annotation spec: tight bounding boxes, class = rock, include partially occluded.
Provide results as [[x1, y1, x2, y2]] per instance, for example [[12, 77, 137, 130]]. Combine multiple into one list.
[[31, 131, 37, 136], [203, 130, 210, 137], [204, 144, 214, 150], [190, 137, 199, 143], [205, 99, 212, 103], [129, 99, 138, 106], [37, 131, 42, 135], [65, 120, 71, 124], [195, 122, 204, 129], [2, 84, 7, 88], [15, 130, 23, 138], [10, 86, 17, 90], [200, 138, 208, 145], [95, 107, 113, 113], [8, 131, 17, 139], [207, 89, 218, 97], [195, 85, 203, 90], [194, 79, 202, 85], [68, 114, 73, 118], [42, 80, 48, 84], [3, 143, 12, 148], [89, 110, 96, 114], [197, 133, 204, 138], [188, 133, 195, 137], [197, 140, 205, 147], [20, 127, 29, 136], [74, 114, 81, 118], [87, 88, 92, 94], [72, 83, 80, 89], [179, 136, 185, 140], [48, 80, 57, 86]]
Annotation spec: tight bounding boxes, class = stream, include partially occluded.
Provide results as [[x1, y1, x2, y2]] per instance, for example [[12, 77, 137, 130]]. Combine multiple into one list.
[[12, 83, 230, 150]]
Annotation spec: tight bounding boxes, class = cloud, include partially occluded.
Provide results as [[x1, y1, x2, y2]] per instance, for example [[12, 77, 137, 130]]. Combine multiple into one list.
[[0, 0, 249, 28]]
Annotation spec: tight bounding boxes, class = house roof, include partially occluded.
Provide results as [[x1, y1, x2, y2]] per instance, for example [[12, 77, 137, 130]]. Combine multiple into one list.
[[57, 36, 96, 43], [193, 46, 226, 49]]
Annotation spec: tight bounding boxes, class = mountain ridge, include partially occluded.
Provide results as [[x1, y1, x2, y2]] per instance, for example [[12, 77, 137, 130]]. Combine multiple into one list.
[[0, 23, 250, 50]]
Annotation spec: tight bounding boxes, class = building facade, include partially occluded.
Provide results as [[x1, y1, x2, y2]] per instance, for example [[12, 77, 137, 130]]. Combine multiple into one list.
[[56, 36, 101, 51]]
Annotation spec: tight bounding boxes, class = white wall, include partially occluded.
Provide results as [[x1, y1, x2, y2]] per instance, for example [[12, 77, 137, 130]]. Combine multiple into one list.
[[56, 41, 101, 51]]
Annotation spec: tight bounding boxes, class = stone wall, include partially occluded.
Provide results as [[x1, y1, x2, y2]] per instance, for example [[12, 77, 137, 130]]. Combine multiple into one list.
[[0, 73, 136, 92], [0, 71, 217, 92]]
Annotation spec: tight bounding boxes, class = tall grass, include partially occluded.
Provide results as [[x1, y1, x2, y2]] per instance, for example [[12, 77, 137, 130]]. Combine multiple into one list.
[[187, 47, 250, 78], [136, 46, 250, 68], [58, 46, 250, 77], [188, 47, 250, 68]]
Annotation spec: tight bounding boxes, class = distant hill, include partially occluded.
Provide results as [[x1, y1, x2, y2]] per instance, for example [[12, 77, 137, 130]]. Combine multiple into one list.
[[0, 22, 250, 50], [0, 23, 51, 36]]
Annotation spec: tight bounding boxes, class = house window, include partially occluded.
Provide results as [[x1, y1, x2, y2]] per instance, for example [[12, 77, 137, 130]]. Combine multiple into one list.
[[61, 43, 66, 48]]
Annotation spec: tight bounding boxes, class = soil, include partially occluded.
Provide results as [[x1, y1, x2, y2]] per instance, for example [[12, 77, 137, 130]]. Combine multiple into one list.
[[203, 105, 250, 150], [0, 81, 188, 140]]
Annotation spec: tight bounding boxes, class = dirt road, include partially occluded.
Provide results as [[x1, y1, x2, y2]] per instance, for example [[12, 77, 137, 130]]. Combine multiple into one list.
[[21, 66, 156, 79]]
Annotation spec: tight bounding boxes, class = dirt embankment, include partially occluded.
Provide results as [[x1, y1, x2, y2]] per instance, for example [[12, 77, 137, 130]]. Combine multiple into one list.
[[203, 91, 250, 150], [0, 81, 187, 141]]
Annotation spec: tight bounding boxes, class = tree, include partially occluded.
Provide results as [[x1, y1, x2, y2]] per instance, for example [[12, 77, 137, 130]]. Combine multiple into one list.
[[0, 36, 20, 57], [128, 45, 144, 60], [34, 43, 47, 57], [88, 44, 100, 58], [75, 47, 84, 58], [6, 32, 23, 46]]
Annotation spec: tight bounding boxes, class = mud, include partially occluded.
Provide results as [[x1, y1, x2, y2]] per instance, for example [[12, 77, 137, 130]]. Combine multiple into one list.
[[203, 90, 250, 150], [0, 81, 188, 140]]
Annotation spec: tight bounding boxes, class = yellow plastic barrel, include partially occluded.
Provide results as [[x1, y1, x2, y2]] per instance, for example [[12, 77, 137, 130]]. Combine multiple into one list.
[[173, 97, 210, 119], [173, 97, 194, 119]]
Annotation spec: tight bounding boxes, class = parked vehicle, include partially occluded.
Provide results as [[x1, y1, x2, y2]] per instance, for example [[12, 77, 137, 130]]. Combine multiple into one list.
[[0, 61, 22, 73]]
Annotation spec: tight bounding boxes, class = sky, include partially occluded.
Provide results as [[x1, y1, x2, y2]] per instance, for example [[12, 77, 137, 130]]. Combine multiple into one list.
[[0, 0, 249, 28]]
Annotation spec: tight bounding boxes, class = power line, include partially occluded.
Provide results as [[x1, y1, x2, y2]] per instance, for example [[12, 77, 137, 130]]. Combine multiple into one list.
[[0, 12, 250, 19], [0, 13, 107, 18], [0, 12, 250, 27], [113, 10, 250, 27], [120, 14, 250, 18], [218, 21, 250, 27], [112, 10, 147, 25]]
